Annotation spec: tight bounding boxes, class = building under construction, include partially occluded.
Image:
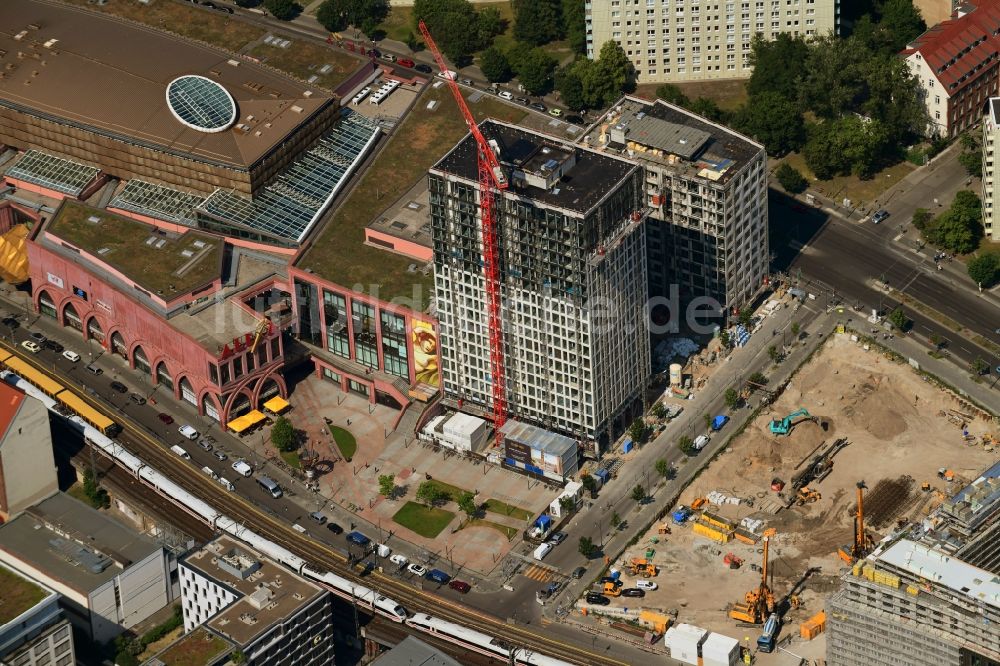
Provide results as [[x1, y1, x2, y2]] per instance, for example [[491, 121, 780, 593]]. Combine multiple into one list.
[[429, 121, 649, 452], [826, 460, 1000, 666]]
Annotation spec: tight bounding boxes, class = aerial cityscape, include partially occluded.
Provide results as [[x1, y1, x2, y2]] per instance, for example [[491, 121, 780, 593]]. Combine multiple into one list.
[[0, 0, 997, 664]]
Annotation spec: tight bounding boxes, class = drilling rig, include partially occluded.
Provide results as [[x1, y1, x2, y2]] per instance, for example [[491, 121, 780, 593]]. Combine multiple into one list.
[[729, 535, 776, 624], [838, 481, 875, 564], [418, 21, 510, 440]]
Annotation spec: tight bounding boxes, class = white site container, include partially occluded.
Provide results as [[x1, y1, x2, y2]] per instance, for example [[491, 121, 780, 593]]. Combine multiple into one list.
[[664, 623, 708, 665], [702, 632, 740, 666]]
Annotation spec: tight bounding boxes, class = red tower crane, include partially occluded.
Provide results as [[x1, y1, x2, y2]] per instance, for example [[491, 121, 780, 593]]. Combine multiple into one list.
[[417, 21, 510, 437]]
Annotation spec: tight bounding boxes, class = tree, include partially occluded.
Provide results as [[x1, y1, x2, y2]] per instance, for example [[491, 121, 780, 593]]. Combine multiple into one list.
[[631, 484, 646, 503], [888, 307, 911, 331], [860, 53, 927, 147], [688, 97, 727, 123], [791, 321, 801, 338], [703, 413, 711, 430], [316, 0, 389, 33], [317, 0, 348, 30], [82, 467, 109, 509], [457, 491, 478, 517], [655, 458, 671, 479], [610, 511, 622, 528], [971, 357, 990, 376], [479, 46, 512, 83], [578, 536, 596, 558], [719, 329, 731, 348], [511, 47, 557, 96], [748, 371, 768, 387], [562, 0, 587, 54], [655, 83, 689, 106], [747, 33, 810, 101], [416, 481, 448, 506], [923, 190, 983, 254], [968, 253, 1000, 288], [558, 495, 577, 513], [580, 473, 597, 494], [555, 63, 587, 111], [959, 147, 983, 178], [405, 30, 420, 51], [476, 6, 505, 45], [724, 388, 740, 410], [413, 0, 498, 64], [628, 417, 648, 444], [650, 402, 667, 419], [264, 0, 301, 20], [799, 36, 867, 120], [738, 309, 753, 327], [378, 474, 396, 499], [804, 116, 888, 180], [234, 0, 261, 7], [774, 163, 808, 193], [768, 345, 781, 363], [734, 93, 806, 157], [581, 41, 636, 108], [912, 207, 932, 231], [232, 651, 247, 665], [271, 416, 296, 452], [678, 435, 694, 455], [928, 332, 943, 350], [513, 0, 563, 46], [115, 651, 139, 666], [876, 0, 927, 53]]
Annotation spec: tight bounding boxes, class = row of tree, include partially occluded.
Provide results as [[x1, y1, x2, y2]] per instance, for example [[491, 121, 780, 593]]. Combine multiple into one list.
[[913, 190, 984, 255], [316, 0, 390, 37], [412, 0, 505, 65], [512, 0, 585, 54]]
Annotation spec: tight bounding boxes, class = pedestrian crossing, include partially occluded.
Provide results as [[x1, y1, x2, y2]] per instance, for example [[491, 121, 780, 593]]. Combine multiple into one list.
[[522, 564, 557, 582]]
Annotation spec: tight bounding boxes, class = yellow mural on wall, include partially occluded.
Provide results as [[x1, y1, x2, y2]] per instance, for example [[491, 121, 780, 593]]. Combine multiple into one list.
[[412, 319, 439, 387]]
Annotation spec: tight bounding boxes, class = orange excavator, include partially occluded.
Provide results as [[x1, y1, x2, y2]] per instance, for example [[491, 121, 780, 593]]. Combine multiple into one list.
[[729, 535, 775, 624], [838, 481, 875, 564]]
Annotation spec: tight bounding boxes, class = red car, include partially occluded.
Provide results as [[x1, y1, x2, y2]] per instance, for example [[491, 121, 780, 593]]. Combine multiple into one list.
[[397, 58, 415, 68], [157, 413, 174, 425], [448, 580, 471, 594]]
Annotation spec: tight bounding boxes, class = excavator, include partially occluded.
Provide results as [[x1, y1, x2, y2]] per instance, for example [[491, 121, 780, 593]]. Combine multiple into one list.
[[729, 535, 775, 624], [838, 481, 875, 564], [629, 557, 657, 577], [769, 408, 815, 436]]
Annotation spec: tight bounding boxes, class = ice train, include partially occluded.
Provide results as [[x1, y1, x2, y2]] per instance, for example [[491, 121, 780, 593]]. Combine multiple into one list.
[[0, 370, 575, 666]]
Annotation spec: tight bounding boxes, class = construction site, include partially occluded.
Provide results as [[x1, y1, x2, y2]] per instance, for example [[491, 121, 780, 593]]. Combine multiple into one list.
[[595, 331, 998, 661]]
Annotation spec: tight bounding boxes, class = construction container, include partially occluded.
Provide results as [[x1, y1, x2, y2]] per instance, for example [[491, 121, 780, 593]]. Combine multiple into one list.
[[669, 363, 683, 386], [799, 611, 827, 640], [639, 610, 670, 634], [664, 623, 708, 666], [733, 528, 759, 545], [693, 521, 731, 543], [702, 632, 740, 666], [701, 511, 735, 531]]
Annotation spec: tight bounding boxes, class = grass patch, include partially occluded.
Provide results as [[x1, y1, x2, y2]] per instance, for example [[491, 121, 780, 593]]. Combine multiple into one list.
[[483, 498, 532, 521], [153, 627, 230, 666], [636, 79, 749, 111], [66, 481, 93, 506], [0, 566, 47, 625], [280, 451, 302, 469], [331, 426, 357, 460], [378, 5, 418, 43], [421, 479, 469, 500], [392, 501, 455, 538], [62, 0, 264, 53], [297, 85, 527, 307], [887, 288, 964, 333], [780, 153, 916, 208], [466, 517, 518, 540], [49, 202, 222, 298], [248, 40, 361, 90]]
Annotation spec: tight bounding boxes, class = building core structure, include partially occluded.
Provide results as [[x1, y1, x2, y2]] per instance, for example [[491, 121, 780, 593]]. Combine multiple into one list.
[[827, 460, 1000, 666], [585, 0, 840, 84], [430, 121, 650, 452]]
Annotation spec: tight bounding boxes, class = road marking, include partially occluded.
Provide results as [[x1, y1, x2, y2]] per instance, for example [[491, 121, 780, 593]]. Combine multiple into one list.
[[523, 564, 555, 582], [893, 233, 904, 241]]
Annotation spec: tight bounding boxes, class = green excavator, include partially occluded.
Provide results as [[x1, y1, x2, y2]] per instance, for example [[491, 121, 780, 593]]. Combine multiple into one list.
[[769, 408, 814, 436]]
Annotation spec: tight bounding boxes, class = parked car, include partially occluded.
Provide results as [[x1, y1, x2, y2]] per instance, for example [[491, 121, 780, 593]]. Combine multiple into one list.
[[621, 588, 645, 598], [389, 553, 408, 567], [309, 511, 327, 525], [157, 413, 175, 425], [635, 580, 658, 590], [460, 78, 474, 86], [565, 114, 585, 125], [20, 340, 40, 354], [425, 569, 451, 584], [571, 566, 587, 579], [544, 581, 561, 595], [346, 531, 371, 546], [548, 108, 563, 117], [397, 58, 415, 68], [693, 434, 710, 450], [448, 580, 471, 593], [44, 340, 64, 353], [414, 63, 433, 74], [212, 450, 228, 462], [872, 209, 889, 224], [498, 91, 514, 101], [198, 439, 213, 452], [326, 522, 344, 535], [85, 364, 103, 375], [548, 531, 567, 545], [407, 563, 427, 577], [29, 331, 46, 344], [530, 102, 547, 112], [515, 96, 529, 105], [62, 350, 80, 362], [128, 393, 146, 405], [585, 593, 610, 605], [110, 381, 128, 394]]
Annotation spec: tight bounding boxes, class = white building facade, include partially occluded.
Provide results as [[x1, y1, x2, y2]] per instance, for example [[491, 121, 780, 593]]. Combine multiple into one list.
[[585, 0, 841, 84], [983, 97, 1000, 241]]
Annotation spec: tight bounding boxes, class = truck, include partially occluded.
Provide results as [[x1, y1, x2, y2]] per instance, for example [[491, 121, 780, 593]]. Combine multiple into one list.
[[757, 613, 780, 653], [672, 505, 693, 524]]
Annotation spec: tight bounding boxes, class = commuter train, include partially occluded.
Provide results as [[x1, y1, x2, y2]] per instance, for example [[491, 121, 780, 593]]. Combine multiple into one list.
[[0, 368, 575, 666]]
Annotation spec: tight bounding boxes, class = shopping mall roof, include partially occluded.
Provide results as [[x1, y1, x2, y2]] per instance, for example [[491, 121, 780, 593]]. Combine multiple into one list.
[[0, 0, 333, 169], [44, 202, 223, 298], [108, 180, 207, 225], [4, 150, 100, 197]]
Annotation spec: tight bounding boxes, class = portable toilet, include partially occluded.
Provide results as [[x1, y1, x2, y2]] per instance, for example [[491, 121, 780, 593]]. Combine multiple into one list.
[[594, 468, 611, 488]]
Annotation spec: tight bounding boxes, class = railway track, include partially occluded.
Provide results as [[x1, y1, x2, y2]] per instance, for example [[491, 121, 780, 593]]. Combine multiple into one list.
[[7, 343, 621, 666]]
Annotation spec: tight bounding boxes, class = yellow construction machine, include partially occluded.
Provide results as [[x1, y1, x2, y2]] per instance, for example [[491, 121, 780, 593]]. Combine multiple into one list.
[[729, 536, 775, 624], [602, 581, 622, 597], [629, 557, 657, 577], [795, 487, 821, 505], [837, 481, 875, 564]]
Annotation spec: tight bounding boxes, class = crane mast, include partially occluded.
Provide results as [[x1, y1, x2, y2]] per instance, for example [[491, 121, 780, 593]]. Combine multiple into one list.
[[418, 21, 509, 436]]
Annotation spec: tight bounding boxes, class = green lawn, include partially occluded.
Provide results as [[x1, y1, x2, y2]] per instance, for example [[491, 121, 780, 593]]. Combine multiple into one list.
[[297, 85, 527, 307], [331, 426, 357, 460], [780, 153, 916, 209], [280, 451, 302, 469], [0, 566, 46, 625], [392, 501, 456, 538], [483, 498, 532, 521], [248, 40, 361, 91], [421, 479, 469, 501], [636, 79, 749, 112]]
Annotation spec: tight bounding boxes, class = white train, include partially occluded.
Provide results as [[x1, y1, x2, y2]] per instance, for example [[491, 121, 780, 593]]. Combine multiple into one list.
[[0, 370, 576, 666]]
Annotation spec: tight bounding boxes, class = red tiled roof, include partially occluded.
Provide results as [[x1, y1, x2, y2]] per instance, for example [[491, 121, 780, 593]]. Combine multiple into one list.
[[0, 381, 25, 441], [906, 0, 1000, 92]]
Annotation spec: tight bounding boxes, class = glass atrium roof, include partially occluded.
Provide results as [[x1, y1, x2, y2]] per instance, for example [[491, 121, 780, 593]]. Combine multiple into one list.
[[5, 150, 100, 196], [109, 180, 206, 224], [165, 75, 237, 133], [196, 110, 380, 243]]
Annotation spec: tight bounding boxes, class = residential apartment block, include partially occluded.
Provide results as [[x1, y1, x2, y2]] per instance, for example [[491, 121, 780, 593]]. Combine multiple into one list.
[[0, 379, 57, 521], [585, 0, 840, 84], [582, 97, 769, 316], [177, 536, 334, 666], [429, 122, 650, 452], [904, 0, 1000, 138], [826, 460, 1000, 665], [0, 564, 75, 666], [982, 97, 1000, 240]]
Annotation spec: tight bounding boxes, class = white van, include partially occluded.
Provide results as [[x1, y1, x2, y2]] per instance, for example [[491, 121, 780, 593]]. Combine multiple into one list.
[[693, 434, 710, 450], [256, 475, 282, 498], [201, 466, 219, 481], [533, 542, 553, 561], [170, 445, 191, 460], [218, 477, 235, 492], [377, 544, 392, 558], [498, 91, 513, 100], [178, 425, 199, 440], [231, 460, 253, 477]]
